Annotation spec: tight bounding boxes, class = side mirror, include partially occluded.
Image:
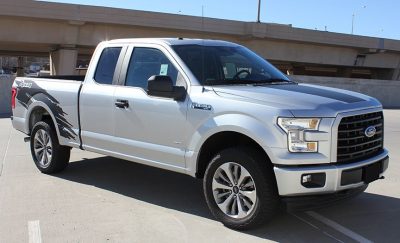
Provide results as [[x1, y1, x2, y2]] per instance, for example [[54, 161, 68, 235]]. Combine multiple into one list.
[[147, 75, 186, 101]]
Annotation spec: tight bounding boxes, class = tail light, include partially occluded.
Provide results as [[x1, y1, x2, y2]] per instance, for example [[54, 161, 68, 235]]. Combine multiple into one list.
[[11, 87, 17, 109]]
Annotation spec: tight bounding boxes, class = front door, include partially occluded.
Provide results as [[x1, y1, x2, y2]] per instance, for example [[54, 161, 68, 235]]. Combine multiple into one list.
[[113, 45, 189, 169]]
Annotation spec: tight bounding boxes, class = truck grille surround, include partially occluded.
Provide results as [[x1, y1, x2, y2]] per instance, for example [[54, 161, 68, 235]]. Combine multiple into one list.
[[337, 111, 384, 164]]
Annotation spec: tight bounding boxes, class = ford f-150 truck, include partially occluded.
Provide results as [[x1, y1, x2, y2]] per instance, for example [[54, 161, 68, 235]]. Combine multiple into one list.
[[11, 38, 389, 230]]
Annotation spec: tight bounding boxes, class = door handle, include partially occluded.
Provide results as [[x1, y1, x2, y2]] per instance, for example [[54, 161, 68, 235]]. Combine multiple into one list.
[[115, 99, 129, 109]]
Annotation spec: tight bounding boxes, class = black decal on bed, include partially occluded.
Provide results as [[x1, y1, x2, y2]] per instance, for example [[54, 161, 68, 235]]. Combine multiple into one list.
[[15, 80, 77, 140]]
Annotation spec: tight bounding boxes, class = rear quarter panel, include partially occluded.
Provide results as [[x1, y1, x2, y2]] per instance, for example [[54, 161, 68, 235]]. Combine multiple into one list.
[[12, 77, 82, 148]]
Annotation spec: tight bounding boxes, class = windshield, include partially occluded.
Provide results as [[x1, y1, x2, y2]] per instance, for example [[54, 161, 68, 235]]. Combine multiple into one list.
[[172, 44, 290, 85]]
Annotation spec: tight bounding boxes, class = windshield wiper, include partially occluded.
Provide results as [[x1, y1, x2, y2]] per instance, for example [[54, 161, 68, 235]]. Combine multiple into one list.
[[203, 78, 295, 86], [252, 78, 296, 86], [203, 80, 262, 86]]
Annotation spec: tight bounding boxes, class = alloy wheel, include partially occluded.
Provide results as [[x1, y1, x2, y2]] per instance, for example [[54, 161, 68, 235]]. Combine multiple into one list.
[[212, 162, 257, 219], [33, 129, 52, 168]]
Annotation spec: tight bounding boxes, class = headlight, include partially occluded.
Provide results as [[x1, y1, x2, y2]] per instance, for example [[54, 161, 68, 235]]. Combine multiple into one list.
[[278, 118, 321, 153]]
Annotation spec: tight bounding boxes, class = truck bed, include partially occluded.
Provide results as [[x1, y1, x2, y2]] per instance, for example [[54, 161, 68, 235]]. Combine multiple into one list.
[[12, 76, 83, 148]]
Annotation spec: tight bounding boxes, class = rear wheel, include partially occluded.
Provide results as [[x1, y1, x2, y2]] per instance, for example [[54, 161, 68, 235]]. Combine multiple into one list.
[[203, 147, 279, 230], [30, 121, 70, 174]]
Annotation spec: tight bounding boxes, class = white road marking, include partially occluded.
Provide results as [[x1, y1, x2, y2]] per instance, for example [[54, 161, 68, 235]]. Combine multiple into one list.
[[0, 128, 11, 177], [306, 211, 372, 243], [290, 213, 344, 243], [290, 213, 319, 230], [28, 220, 42, 243]]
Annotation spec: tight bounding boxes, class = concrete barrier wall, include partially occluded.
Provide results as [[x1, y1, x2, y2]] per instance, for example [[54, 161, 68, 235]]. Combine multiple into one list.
[[0, 75, 398, 114], [290, 75, 400, 108], [0, 75, 14, 114]]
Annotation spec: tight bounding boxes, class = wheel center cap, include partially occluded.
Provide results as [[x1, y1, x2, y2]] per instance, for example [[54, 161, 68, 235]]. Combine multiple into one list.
[[232, 186, 239, 194]]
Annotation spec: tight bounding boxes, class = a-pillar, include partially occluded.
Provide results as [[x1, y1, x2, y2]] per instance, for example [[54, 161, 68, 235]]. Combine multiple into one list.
[[50, 47, 78, 75]]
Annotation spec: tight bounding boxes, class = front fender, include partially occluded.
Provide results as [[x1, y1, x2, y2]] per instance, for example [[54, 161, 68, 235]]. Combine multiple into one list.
[[185, 113, 285, 176]]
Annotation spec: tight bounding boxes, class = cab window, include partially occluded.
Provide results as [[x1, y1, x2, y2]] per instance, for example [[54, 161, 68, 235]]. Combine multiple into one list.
[[125, 47, 185, 89], [94, 47, 122, 85]]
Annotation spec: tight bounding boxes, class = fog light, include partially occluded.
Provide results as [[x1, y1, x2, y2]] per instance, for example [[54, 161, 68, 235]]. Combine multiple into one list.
[[302, 175, 312, 183], [301, 173, 326, 188]]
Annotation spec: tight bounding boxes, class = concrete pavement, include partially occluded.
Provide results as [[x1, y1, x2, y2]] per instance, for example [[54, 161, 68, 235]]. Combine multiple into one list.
[[0, 110, 399, 242]]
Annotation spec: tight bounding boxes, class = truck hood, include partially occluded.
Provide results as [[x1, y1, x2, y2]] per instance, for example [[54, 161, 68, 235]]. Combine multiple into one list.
[[212, 83, 381, 117]]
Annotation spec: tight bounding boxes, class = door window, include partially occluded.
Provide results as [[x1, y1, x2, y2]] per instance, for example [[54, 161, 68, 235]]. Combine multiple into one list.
[[125, 48, 183, 89], [94, 47, 122, 85]]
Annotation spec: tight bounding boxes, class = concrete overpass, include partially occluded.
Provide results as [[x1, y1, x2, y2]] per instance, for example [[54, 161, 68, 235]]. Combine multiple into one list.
[[0, 0, 399, 79]]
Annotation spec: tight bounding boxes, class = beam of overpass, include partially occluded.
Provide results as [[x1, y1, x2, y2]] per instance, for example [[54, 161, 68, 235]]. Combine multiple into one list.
[[2, 0, 400, 52], [0, 0, 399, 77]]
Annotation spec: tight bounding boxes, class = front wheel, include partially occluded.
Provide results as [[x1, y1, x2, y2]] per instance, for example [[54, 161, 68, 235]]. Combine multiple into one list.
[[30, 121, 70, 174], [203, 147, 279, 230]]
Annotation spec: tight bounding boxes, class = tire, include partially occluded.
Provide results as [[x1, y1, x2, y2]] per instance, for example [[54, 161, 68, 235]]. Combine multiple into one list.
[[30, 120, 70, 174], [203, 147, 279, 230]]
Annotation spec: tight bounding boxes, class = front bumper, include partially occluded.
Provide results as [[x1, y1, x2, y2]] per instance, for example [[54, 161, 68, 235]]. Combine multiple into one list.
[[273, 149, 389, 196]]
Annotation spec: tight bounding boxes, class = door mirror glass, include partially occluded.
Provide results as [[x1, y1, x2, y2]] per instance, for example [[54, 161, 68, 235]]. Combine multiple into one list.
[[147, 75, 186, 101]]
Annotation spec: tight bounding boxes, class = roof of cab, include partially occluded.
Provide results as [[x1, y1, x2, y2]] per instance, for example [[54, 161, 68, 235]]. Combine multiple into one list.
[[107, 38, 239, 47]]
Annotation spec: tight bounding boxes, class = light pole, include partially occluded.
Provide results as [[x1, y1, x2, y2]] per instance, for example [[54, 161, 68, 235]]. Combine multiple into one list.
[[257, 0, 261, 23], [351, 5, 366, 35]]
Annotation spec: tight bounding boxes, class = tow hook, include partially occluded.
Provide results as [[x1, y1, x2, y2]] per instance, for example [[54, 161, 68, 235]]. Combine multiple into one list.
[[23, 137, 30, 143]]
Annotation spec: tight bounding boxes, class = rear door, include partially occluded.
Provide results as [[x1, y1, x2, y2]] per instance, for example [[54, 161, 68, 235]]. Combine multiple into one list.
[[80, 45, 127, 152], [113, 44, 189, 169]]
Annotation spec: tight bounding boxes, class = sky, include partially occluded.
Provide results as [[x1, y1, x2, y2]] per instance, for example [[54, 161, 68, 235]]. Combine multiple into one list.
[[41, 0, 399, 40]]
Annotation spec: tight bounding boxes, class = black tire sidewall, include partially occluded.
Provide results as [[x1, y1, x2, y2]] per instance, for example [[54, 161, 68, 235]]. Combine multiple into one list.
[[203, 147, 279, 230], [30, 121, 69, 173]]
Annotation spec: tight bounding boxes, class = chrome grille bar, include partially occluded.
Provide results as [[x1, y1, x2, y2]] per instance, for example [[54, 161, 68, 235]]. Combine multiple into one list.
[[337, 111, 384, 163]]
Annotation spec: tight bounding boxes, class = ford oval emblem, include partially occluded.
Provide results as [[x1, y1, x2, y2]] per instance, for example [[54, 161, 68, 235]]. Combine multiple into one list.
[[365, 126, 376, 138]]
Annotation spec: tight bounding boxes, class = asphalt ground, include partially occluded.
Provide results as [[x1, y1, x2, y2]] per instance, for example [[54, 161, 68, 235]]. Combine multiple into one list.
[[0, 110, 399, 242]]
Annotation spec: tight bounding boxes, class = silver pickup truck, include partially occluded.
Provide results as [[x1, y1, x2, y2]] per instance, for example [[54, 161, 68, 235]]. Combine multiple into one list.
[[11, 38, 389, 230]]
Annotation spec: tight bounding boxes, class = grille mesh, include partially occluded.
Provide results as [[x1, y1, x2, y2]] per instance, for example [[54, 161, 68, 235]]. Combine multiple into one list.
[[337, 112, 383, 163]]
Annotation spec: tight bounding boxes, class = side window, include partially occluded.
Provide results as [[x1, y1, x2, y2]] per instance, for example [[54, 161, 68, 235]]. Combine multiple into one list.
[[94, 47, 122, 85], [125, 48, 180, 89]]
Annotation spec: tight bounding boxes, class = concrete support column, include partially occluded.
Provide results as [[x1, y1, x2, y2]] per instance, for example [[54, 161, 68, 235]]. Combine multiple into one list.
[[393, 59, 400, 81], [50, 48, 78, 75], [17, 56, 24, 77]]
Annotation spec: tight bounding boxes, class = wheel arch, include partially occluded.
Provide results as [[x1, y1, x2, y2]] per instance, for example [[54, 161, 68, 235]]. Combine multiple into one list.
[[194, 130, 273, 179], [186, 113, 282, 178], [26, 102, 61, 139]]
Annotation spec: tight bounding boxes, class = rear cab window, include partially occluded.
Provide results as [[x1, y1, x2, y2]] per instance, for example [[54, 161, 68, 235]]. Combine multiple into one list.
[[94, 47, 122, 85]]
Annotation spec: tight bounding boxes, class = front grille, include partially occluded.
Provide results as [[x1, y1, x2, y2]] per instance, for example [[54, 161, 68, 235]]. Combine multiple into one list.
[[337, 111, 383, 163]]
